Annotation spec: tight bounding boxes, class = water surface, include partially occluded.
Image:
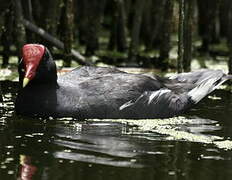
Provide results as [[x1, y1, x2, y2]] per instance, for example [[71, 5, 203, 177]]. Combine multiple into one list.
[[0, 81, 232, 180]]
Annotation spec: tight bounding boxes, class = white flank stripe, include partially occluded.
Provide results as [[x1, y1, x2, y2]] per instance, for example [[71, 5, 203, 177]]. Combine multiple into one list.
[[188, 78, 218, 103], [148, 89, 171, 105]]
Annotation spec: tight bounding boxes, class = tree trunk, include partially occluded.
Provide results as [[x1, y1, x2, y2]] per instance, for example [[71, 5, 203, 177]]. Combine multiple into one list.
[[76, 0, 106, 56], [108, 0, 127, 52], [108, 1, 117, 51], [141, 0, 152, 49], [0, 15, 3, 37], [116, 0, 127, 52], [13, 0, 26, 59], [43, 0, 61, 36], [0, 0, 11, 37], [21, 0, 36, 42], [220, 0, 230, 38], [228, 0, 232, 74], [183, 0, 195, 72], [197, 0, 220, 52], [41, 0, 62, 48], [159, 0, 174, 70], [178, 0, 185, 73], [75, 0, 86, 45], [142, 0, 166, 50], [129, 0, 146, 61], [62, 0, 74, 67], [31, 0, 42, 26], [1, 8, 14, 67], [0, 0, 11, 16]]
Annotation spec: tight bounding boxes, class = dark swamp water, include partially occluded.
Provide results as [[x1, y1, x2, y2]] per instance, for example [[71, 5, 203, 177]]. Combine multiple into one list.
[[1, 81, 232, 180]]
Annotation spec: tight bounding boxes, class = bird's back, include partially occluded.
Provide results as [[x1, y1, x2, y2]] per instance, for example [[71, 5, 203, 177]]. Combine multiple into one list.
[[56, 66, 164, 118]]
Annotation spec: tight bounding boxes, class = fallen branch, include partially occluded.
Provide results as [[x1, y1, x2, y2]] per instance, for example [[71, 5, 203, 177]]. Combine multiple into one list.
[[22, 19, 93, 66]]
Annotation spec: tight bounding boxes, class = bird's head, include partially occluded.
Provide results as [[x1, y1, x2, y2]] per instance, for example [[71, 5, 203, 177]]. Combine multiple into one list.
[[19, 44, 57, 88]]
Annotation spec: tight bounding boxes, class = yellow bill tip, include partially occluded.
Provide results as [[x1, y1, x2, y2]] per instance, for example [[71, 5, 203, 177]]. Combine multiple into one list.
[[23, 78, 30, 88]]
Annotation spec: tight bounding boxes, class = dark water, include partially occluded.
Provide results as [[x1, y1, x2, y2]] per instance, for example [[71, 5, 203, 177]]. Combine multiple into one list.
[[1, 81, 232, 180]]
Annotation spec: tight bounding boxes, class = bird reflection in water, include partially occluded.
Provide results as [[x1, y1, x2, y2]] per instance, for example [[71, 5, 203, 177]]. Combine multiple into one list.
[[17, 155, 37, 180]]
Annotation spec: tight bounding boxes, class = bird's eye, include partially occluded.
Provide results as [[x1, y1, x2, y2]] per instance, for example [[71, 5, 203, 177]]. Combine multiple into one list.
[[21, 68, 25, 72]]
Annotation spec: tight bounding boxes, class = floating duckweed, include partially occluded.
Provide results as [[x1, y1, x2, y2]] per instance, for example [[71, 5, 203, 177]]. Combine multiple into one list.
[[201, 155, 224, 160], [32, 133, 44, 136], [5, 158, 14, 162], [130, 159, 137, 162], [168, 171, 176, 175], [214, 140, 232, 150], [25, 134, 34, 138], [208, 95, 222, 100], [0, 165, 7, 169], [7, 170, 14, 175], [89, 117, 232, 150], [64, 149, 72, 153]]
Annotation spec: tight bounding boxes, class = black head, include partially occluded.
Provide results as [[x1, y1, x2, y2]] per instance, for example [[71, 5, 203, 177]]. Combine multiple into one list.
[[18, 44, 57, 88]]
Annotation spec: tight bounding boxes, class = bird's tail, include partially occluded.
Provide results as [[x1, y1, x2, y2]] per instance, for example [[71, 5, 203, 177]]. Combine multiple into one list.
[[225, 75, 232, 80], [188, 74, 230, 104]]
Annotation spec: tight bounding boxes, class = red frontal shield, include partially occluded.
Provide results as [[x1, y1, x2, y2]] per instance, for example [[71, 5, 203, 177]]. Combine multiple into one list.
[[22, 44, 45, 80]]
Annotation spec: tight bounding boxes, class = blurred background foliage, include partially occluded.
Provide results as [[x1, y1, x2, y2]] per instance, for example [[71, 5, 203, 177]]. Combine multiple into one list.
[[0, 0, 232, 73]]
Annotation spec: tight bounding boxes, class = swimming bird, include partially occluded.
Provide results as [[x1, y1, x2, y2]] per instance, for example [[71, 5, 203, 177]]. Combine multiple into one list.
[[15, 44, 232, 119]]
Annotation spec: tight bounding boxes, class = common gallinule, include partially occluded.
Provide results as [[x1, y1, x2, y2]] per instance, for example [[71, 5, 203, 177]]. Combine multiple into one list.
[[15, 44, 232, 119]]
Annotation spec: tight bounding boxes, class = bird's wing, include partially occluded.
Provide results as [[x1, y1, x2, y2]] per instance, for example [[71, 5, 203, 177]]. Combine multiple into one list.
[[119, 88, 192, 118], [119, 72, 230, 118]]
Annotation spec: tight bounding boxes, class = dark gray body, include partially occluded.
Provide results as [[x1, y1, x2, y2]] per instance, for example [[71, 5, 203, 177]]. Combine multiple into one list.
[[15, 65, 231, 119]]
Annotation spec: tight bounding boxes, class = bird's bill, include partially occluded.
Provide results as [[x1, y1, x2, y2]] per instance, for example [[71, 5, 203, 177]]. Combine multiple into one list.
[[22, 63, 36, 88], [23, 78, 30, 88]]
